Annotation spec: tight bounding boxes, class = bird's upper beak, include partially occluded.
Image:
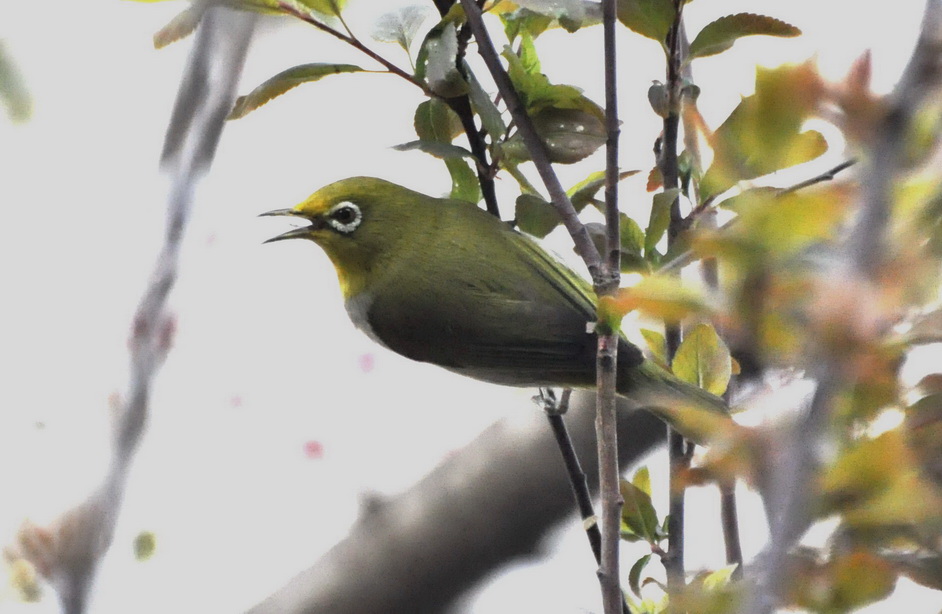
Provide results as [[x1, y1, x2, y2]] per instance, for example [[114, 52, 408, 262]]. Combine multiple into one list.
[[260, 208, 323, 244]]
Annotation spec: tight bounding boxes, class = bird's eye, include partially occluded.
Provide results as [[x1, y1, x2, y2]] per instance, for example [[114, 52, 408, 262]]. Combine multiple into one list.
[[326, 202, 362, 234]]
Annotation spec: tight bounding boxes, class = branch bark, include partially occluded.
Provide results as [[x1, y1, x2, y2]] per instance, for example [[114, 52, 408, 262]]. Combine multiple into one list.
[[9, 10, 256, 614], [597, 0, 623, 612], [248, 395, 666, 614]]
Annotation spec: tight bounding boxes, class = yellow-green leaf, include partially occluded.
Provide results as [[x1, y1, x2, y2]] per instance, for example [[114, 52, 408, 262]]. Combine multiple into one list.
[[628, 554, 653, 598], [153, 6, 203, 49], [610, 275, 709, 322], [645, 189, 679, 255], [228, 63, 364, 119], [687, 13, 800, 62], [134, 530, 157, 561], [297, 0, 346, 17], [640, 328, 668, 366], [632, 466, 652, 497], [616, 0, 675, 46], [620, 479, 660, 543], [0, 41, 31, 122], [671, 323, 732, 396]]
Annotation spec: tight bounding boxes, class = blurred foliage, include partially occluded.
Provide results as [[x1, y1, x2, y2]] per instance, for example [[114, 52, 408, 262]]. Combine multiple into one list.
[[127, 1, 942, 612], [0, 40, 31, 122]]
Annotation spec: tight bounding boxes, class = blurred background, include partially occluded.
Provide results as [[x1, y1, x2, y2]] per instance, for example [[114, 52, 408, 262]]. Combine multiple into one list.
[[0, 1, 937, 612]]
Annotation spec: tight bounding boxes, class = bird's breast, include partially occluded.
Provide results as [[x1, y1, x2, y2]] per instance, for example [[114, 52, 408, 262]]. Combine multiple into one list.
[[344, 290, 388, 349]]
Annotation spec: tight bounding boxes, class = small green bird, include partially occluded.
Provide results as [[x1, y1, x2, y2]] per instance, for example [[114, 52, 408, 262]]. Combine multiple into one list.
[[264, 177, 725, 427]]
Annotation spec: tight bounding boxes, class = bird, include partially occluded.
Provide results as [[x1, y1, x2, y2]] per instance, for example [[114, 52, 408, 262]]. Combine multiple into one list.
[[263, 177, 726, 430]]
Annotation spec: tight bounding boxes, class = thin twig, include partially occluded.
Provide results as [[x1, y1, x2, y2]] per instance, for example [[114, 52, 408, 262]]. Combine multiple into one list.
[[459, 0, 604, 281], [660, 158, 859, 274], [540, 391, 632, 614], [778, 158, 857, 195], [659, 0, 689, 597], [276, 1, 436, 98], [441, 1, 501, 217]]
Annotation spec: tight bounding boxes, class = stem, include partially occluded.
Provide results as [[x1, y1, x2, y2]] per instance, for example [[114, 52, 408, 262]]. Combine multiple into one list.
[[720, 482, 744, 578], [542, 391, 632, 614], [449, 9, 501, 217], [700, 219, 745, 578], [276, 2, 436, 98], [459, 0, 604, 281], [663, 159, 858, 274], [596, 2, 623, 613], [659, 1, 689, 600]]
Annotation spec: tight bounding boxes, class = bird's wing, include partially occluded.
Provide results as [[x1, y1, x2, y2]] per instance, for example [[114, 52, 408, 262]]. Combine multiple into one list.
[[363, 217, 640, 388]]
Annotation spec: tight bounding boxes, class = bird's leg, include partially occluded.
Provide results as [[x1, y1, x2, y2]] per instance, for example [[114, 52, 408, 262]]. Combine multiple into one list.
[[534, 387, 572, 416]]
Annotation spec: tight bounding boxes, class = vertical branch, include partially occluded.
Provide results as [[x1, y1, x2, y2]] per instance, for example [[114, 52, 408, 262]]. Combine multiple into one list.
[[659, 0, 690, 596], [596, 3, 623, 612]]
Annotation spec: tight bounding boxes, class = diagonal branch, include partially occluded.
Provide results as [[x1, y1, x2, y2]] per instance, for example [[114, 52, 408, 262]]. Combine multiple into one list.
[[458, 0, 604, 282], [8, 10, 256, 614]]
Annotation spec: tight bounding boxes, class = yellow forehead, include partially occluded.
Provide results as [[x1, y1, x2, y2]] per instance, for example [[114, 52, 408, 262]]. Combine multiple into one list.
[[291, 176, 402, 216]]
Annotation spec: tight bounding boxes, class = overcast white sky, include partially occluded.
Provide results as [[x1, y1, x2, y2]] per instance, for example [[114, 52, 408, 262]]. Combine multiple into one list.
[[0, 1, 938, 612]]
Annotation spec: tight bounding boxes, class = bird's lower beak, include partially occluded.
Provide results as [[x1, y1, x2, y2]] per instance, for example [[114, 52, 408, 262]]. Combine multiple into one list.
[[260, 208, 320, 244]]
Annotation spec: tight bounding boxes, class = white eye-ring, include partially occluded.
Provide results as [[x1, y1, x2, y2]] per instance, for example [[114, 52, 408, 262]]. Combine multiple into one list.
[[326, 202, 362, 234]]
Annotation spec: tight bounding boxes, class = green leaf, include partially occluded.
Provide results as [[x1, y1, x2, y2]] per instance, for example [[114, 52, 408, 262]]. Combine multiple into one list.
[[446, 158, 482, 203], [645, 189, 679, 255], [414, 98, 463, 142], [372, 5, 433, 52], [608, 275, 709, 322], [620, 214, 648, 273], [296, 0, 346, 17], [228, 63, 364, 119], [502, 44, 603, 118], [640, 328, 668, 366], [392, 140, 474, 160], [133, 531, 157, 561], [466, 70, 507, 140], [512, 0, 588, 32], [153, 6, 203, 49], [687, 13, 800, 61], [501, 107, 605, 164], [419, 23, 468, 97], [568, 169, 640, 211], [632, 466, 652, 496], [616, 0, 675, 45], [620, 479, 661, 543], [700, 62, 826, 200], [629, 554, 653, 598], [516, 194, 560, 237], [502, 8, 557, 40], [671, 323, 732, 396], [518, 30, 542, 74]]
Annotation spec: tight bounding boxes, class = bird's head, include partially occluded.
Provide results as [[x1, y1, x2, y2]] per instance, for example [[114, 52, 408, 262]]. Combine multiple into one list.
[[263, 176, 430, 298]]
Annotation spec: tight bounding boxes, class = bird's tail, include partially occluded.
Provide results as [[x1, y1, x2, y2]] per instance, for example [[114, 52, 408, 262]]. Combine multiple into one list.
[[617, 360, 732, 443]]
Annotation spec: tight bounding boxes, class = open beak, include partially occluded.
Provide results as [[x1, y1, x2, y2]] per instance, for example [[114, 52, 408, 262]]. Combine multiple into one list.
[[260, 208, 320, 244]]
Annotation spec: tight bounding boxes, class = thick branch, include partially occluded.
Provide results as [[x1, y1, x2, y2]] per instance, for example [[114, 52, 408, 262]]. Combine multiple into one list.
[[248, 395, 666, 614]]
